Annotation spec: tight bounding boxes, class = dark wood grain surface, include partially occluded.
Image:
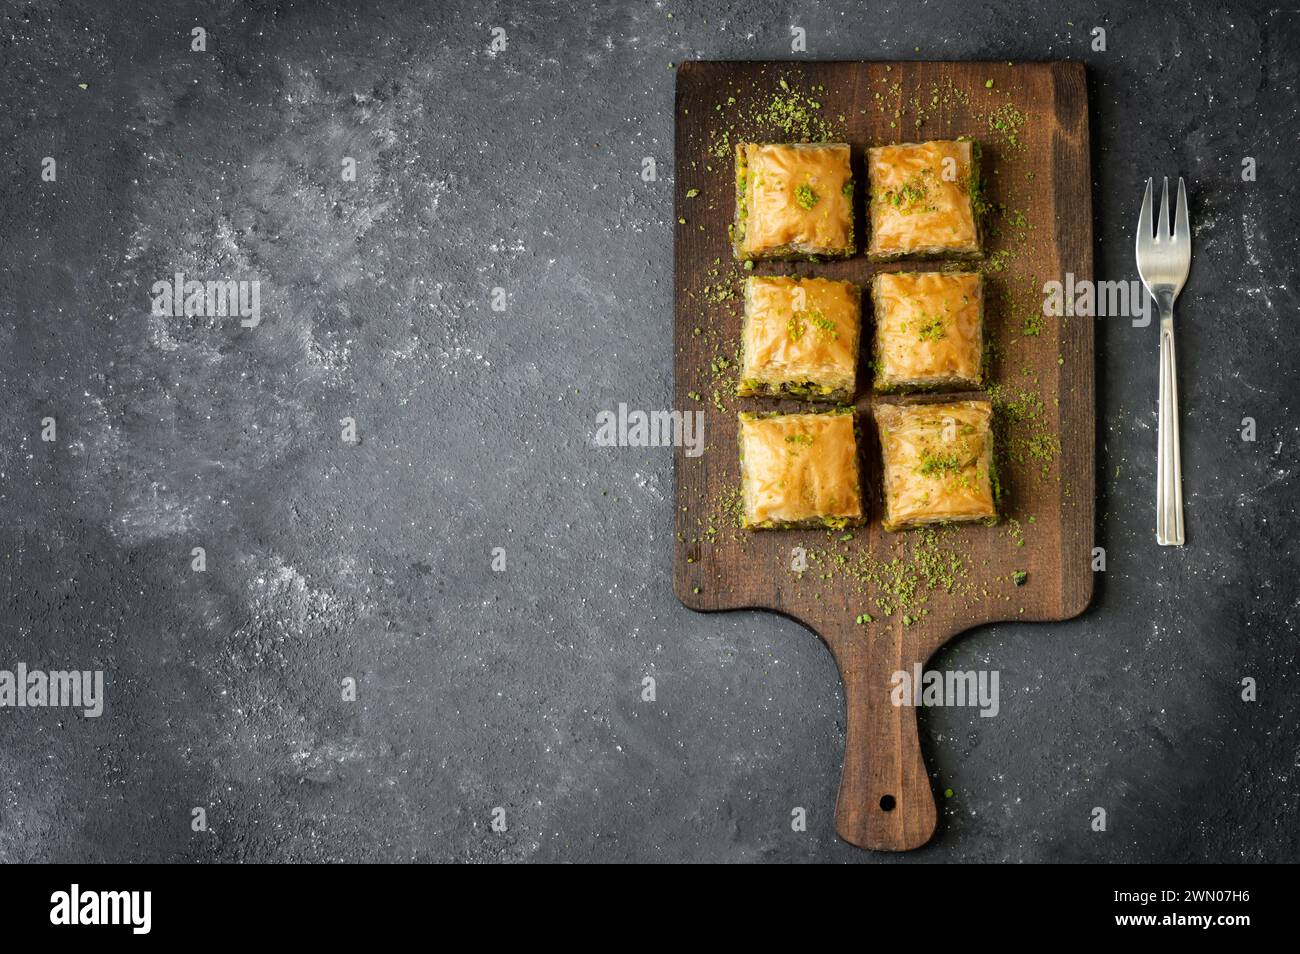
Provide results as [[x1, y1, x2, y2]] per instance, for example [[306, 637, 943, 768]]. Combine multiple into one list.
[[672, 60, 1093, 851]]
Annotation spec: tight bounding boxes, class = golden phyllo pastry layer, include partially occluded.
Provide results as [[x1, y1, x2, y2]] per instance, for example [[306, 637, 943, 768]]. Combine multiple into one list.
[[734, 143, 854, 260], [872, 271, 983, 392], [738, 409, 864, 529], [873, 400, 997, 531], [866, 140, 982, 261], [739, 276, 861, 402]]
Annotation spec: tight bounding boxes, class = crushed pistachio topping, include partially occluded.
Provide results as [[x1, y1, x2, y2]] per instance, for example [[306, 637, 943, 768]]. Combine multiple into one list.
[[811, 314, 837, 338], [917, 314, 947, 341], [917, 449, 964, 478], [794, 183, 819, 209], [788, 306, 835, 341], [880, 170, 937, 214], [784, 433, 814, 454]]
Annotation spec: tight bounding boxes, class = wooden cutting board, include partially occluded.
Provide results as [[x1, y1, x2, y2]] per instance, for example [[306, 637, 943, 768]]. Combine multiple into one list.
[[672, 61, 1093, 851]]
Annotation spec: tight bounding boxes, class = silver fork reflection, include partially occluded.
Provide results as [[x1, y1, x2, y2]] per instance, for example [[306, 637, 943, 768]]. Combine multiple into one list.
[[1135, 177, 1190, 546]]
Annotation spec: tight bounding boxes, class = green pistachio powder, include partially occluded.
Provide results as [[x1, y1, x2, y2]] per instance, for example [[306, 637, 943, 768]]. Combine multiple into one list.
[[679, 66, 1057, 627]]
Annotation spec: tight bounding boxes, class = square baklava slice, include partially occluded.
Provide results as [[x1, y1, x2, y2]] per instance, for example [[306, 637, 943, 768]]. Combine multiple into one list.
[[872, 400, 997, 531], [739, 409, 864, 530], [866, 140, 982, 261], [872, 271, 983, 392], [733, 142, 854, 260], [739, 275, 861, 402]]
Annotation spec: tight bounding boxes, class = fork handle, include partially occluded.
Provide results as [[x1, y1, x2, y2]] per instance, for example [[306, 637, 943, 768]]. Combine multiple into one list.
[[1157, 309, 1185, 545]]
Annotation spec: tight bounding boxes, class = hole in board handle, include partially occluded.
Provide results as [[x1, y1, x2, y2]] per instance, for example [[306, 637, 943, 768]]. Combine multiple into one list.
[[879, 794, 896, 812]]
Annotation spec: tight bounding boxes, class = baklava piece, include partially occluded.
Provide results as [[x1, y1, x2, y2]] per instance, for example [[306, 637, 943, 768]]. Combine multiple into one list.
[[873, 400, 997, 531], [872, 271, 983, 392], [738, 409, 864, 530], [739, 275, 861, 402], [733, 142, 855, 260], [866, 140, 983, 261]]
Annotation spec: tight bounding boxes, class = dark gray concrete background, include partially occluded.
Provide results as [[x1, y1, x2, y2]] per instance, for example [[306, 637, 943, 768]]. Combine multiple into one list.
[[1, 0, 1296, 863]]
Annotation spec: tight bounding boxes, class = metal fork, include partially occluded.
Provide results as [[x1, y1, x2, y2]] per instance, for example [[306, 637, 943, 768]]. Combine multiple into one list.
[[1135, 177, 1190, 546]]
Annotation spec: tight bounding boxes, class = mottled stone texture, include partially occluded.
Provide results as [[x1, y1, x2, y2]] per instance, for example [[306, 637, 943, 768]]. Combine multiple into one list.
[[0, 0, 1295, 862]]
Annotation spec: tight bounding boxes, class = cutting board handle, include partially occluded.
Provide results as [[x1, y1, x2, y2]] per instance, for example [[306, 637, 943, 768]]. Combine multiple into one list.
[[832, 633, 937, 850]]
